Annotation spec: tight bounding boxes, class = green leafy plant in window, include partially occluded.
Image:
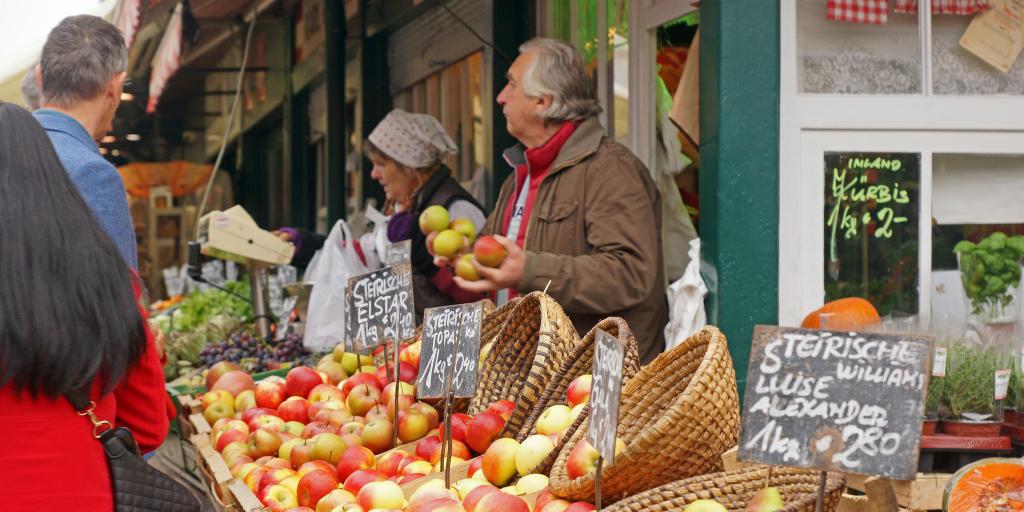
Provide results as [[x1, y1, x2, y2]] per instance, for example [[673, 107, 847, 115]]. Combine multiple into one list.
[[925, 373, 947, 419], [954, 232, 1024, 322]]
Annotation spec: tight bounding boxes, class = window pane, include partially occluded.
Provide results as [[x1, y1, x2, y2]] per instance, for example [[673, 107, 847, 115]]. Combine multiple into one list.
[[824, 152, 921, 316], [932, 15, 1024, 95], [798, 0, 922, 94], [610, 0, 629, 145]]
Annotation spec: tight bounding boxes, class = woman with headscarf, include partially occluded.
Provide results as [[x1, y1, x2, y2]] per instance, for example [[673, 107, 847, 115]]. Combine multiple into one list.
[[278, 109, 485, 316]]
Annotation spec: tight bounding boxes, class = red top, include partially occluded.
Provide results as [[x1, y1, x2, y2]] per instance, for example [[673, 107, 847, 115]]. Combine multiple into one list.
[[0, 280, 171, 511]]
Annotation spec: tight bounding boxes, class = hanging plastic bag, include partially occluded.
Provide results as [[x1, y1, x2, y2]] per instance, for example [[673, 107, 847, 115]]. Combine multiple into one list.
[[664, 238, 708, 350], [303, 219, 370, 351]]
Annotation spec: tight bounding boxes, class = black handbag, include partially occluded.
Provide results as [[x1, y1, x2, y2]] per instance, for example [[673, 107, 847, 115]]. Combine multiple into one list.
[[66, 389, 202, 512]]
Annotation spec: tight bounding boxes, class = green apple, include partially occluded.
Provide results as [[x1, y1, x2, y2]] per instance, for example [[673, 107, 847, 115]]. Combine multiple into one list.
[[745, 486, 785, 511], [419, 205, 450, 235], [684, 499, 728, 512], [432, 229, 465, 258]]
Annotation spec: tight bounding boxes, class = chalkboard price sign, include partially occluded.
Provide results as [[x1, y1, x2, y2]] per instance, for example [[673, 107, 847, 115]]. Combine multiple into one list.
[[587, 329, 624, 464], [381, 240, 411, 266], [417, 302, 484, 398], [345, 263, 416, 352], [739, 326, 931, 480]]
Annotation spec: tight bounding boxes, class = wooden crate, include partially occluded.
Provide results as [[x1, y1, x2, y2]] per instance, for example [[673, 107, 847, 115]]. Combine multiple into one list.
[[189, 433, 270, 511], [845, 472, 950, 512]]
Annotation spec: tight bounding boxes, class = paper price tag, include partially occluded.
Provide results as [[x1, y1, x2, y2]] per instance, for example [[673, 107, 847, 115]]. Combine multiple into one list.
[[996, 369, 1012, 400], [932, 347, 947, 377]]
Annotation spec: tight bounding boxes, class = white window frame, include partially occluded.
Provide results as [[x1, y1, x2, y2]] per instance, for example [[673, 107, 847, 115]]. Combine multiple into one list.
[[779, 0, 1024, 325]]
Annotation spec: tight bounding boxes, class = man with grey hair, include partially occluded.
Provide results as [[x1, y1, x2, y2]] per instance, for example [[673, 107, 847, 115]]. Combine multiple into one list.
[[34, 15, 136, 268], [446, 37, 668, 362], [20, 68, 42, 111]]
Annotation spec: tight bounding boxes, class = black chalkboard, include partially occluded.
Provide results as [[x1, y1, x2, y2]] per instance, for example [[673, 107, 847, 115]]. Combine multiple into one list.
[[739, 326, 931, 480], [587, 329, 624, 464], [824, 152, 919, 316], [345, 263, 416, 353], [417, 302, 484, 398], [381, 240, 411, 266]]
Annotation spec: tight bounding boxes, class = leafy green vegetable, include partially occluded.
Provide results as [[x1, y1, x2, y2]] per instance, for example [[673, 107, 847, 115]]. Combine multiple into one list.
[[955, 232, 1024, 321], [156, 280, 253, 334]]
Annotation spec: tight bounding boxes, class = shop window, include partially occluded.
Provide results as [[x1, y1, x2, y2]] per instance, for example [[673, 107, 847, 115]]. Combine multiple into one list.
[[797, 0, 922, 94], [932, 16, 1024, 95], [931, 153, 1024, 322], [823, 152, 921, 316], [392, 52, 487, 203]]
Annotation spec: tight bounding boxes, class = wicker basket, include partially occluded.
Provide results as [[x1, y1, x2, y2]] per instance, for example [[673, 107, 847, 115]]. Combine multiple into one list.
[[603, 466, 846, 512], [519, 317, 642, 475], [428, 298, 510, 414], [467, 292, 580, 436], [548, 326, 740, 503]]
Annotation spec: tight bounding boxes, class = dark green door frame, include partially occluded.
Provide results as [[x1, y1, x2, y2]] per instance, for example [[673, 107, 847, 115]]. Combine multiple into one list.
[[699, 0, 780, 395], [324, 0, 348, 224]]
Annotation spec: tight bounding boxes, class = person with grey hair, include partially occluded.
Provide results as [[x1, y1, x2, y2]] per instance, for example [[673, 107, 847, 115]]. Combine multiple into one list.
[[20, 68, 42, 111], [34, 14, 137, 269], [438, 37, 668, 362]]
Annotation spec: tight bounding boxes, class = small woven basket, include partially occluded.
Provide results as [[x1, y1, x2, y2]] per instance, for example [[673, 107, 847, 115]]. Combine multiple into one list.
[[519, 317, 642, 475], [603, 465, 846, 512], [548, 326, 740, 503], [467, 292, 580, 436]]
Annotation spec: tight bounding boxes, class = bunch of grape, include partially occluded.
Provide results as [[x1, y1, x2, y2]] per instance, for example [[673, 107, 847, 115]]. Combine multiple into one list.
[[199, 331, 311, 373]]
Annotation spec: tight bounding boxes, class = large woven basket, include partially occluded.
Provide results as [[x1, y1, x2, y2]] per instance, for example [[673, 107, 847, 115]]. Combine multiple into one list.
[[467, 292, 580, 436], [519, 317, 642, 475], [548, 326, 740, 503], [603, 466, 846, 512]]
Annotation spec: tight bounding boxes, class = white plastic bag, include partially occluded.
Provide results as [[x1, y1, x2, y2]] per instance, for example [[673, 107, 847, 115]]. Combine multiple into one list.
[[664, 238, 708, 350], [303, 219, 370, 351]]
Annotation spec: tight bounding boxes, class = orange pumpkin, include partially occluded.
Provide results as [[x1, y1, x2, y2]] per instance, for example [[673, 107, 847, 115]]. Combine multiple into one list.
[[801, 297, 880, 331], [944, 458, 1024, 511]]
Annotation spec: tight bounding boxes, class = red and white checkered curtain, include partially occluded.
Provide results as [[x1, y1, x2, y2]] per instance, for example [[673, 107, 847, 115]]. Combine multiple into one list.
[[827, 0, 890, 24], [894, 0, 989, 15]]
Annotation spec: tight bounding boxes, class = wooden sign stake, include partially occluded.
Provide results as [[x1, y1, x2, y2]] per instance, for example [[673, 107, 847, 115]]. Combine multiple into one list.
[[814, 470, 826, 512], [390, 306, 402, 450], [440, 310, 465, 488], [595, 456, 603, 511]]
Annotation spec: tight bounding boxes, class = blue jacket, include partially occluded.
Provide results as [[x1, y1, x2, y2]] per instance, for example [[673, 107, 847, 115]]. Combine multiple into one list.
[[35, 110, 138, 269]]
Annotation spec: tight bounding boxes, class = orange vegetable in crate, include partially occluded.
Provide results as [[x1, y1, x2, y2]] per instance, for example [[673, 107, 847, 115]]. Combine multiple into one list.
[[944, 458, 1024, 511], [800, 297, 880, 331]]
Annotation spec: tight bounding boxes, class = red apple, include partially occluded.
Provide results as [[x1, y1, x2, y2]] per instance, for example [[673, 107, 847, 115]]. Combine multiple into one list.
[[565, 438, 622, 480], [400, 342, 421, 371], [278, 438, 304, 463], [253, 414, 287, 433], [296, 460, 335, 479], [481, 438, 519, 486], [356, 480, 405, 510], [221, 442, 251, 467], [384, 394, 416, 420], [484, 400, 515, 422], [347, 385, 382, 417], [343, 469, 387, 495], [307, 400, 345, 422], [286, 366, 324, 398], [232, 461, 260, 481], [259, 468, 297, 493], [277, 397, 311, 423], [464, 411, 505, 454], [429, 439, 470, 464], [206, 361, 243, 390], [314, 408, 354, 427], [314, 489, 356, 512], [256, 380, 288, 407], [248, 429, 283, 458], [296, 469, 339, 508], [340, 373, 382, 399], [259, 483, 298, 512], [566, 375, 592, 408], [376, 451, 411, 478], [212, 370, 257, 397], [416, 434, 441, 460], [302, 421, 337, 439], [361, 419, 395, 453], [280, 421, 306, 438], [336, 445, 376, 481], [308, 384, 345, 403], [264, 457, 293, 470], [365, 404, 391, 423], [475, 491, 529, 512], [462, 485, 500, 512], [289, 441, 314, 468], [397, 409, 430, 444], [401, 460, 433, 477], [473, 236, 507, 268], [243, 407, 277, 426], [339, 421, 365, 437], [217, 428, 250, 452], [564, 502, 597, 512], [400, 473, 426, 485], [467, 457, 483, 478], [410, 402, 440, 431]]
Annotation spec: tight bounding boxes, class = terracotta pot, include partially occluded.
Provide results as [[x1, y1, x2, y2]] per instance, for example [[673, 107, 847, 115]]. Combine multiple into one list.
[[941, 420, 1003, 437], [922, 419, 939, 436]]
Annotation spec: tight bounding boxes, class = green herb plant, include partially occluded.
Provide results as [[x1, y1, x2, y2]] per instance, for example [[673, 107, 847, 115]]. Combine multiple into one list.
[[943, 343, 1001, 420], [925, 373, 946, 419], [954, 232, 1024, 322]]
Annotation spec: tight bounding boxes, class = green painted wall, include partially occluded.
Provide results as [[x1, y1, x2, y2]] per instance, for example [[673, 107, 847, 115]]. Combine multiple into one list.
[[699, 0, 780, 395]]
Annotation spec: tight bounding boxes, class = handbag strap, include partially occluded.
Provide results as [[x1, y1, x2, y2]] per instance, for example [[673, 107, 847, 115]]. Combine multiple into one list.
[[65, 387, 114, 439]]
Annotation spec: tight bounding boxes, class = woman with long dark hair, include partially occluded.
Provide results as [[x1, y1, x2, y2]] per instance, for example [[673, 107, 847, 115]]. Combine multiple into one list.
[[0, 102, 169, 510]]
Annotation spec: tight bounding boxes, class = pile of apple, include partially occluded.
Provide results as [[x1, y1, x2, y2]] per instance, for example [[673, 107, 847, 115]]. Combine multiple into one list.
[[418, 205, 507, 281], [398, 472, 595, 512]]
